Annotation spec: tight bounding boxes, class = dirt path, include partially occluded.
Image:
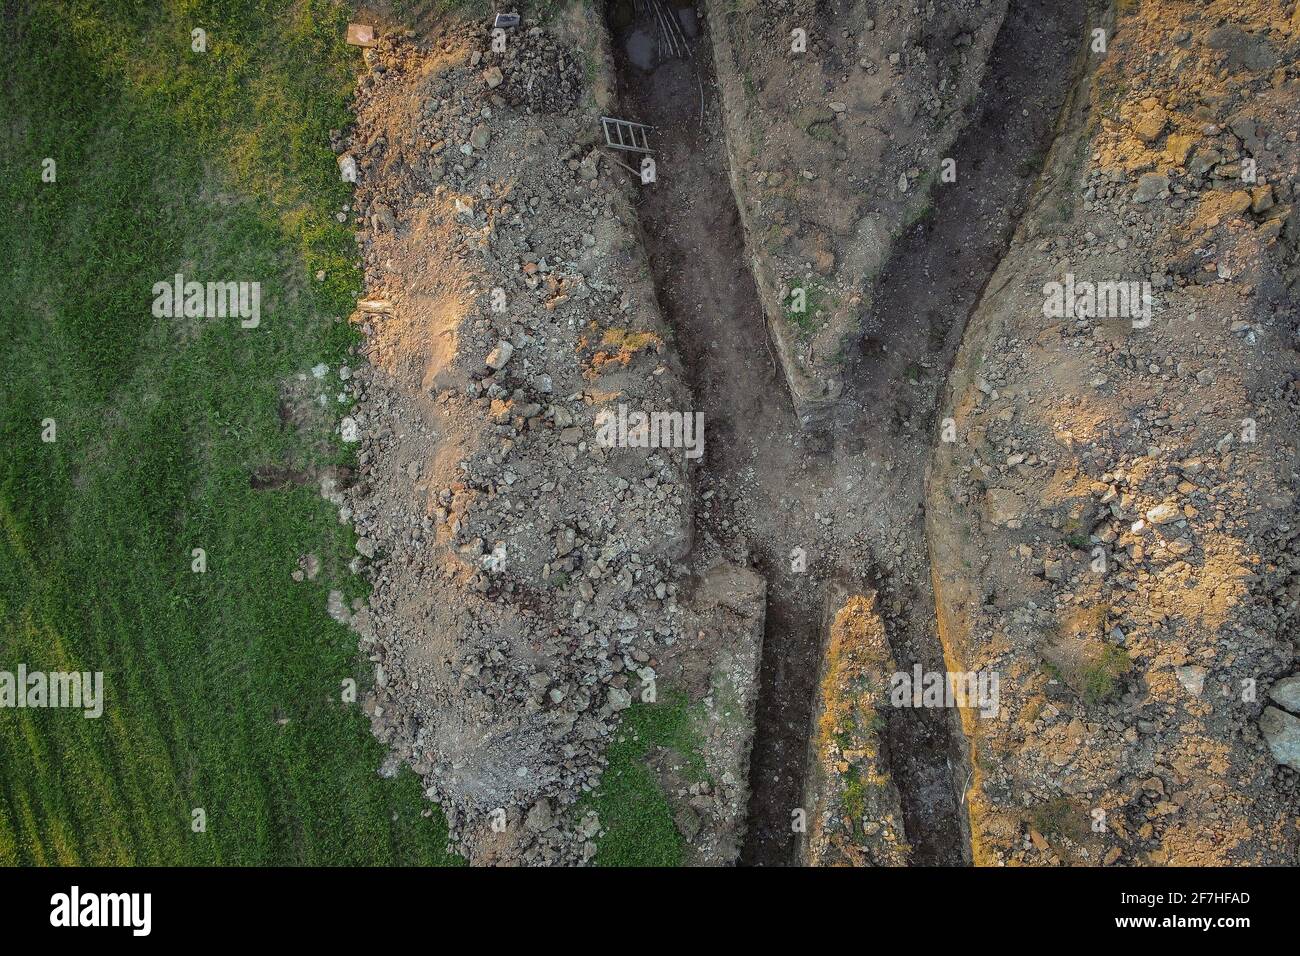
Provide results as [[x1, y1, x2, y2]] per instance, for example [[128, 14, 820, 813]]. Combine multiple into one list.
[[608, 0, 1087, 865]]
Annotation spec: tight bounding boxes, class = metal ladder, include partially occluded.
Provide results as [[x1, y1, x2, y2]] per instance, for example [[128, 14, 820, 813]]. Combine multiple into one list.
[[600, 116, 654, 154]]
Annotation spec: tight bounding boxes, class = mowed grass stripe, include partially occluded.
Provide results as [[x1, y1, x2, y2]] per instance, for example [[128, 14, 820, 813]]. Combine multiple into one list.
[[3, 534, 186, 865]]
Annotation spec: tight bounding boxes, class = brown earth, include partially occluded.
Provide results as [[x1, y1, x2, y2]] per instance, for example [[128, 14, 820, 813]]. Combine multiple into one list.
[[928, 0, 1300, 865], [336, 7, 764, 864], [333, 0, 1300, 868], [801, 588, 910, 866], [701, 0, 1011, 423], [608, 0, 1085, 866]]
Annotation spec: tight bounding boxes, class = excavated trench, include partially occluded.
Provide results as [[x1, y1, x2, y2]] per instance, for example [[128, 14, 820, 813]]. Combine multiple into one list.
[[606, 0, 830, 867], [833, 0, 1091, 864], [605, 0, 1087, 865]]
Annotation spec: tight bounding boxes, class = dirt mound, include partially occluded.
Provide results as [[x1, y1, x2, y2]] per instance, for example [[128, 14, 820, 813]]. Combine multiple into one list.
[[336, 16, 716, 864], [802, 589, 910, 866], [928, 0, 1300, 865], [701, 0, 1010, 423]]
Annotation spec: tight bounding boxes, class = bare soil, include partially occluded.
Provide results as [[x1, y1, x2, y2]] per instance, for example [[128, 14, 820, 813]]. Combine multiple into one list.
[[609, 0, 1087, 865], [341, 0, 1299, 869], [929, 0, 1300, 866], [835, 0, 1090, 866], [608, 6, 836, 866]]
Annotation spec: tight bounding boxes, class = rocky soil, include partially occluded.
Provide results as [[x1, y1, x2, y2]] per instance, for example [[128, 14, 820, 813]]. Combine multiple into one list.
[[928, 0, 1300, 865], [330, 9, 763, 864], [324, 0, 1300, 869], [801, 588, 910, 866], [652, 0, 1084, 865]]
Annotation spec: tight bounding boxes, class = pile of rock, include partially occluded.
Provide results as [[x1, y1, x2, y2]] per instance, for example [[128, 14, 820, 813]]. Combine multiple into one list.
[[333, 22, 703, 863]]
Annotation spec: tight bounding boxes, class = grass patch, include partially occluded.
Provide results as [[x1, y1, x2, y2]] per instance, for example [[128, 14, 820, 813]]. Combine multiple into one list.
[[806, 120, 837, 143], [785, 279, 836, 333], [577, 693, 706, 867], [1062, 515, 1090, 550], [1082, 645, 1131, 706], [841, 765, 868, 833], [0, 0, 459, 865]]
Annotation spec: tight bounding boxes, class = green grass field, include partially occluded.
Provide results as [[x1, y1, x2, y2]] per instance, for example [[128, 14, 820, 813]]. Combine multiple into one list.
[[0, 0, 461, 865]]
